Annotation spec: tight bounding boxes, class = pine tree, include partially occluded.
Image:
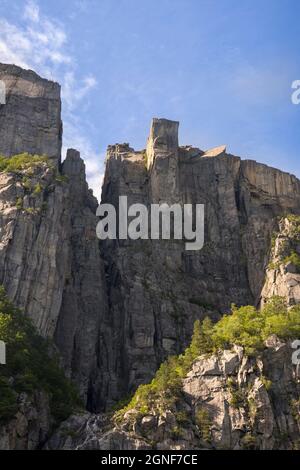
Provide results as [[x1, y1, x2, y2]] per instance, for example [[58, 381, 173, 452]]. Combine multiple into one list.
[[188, 317, 214, 360]]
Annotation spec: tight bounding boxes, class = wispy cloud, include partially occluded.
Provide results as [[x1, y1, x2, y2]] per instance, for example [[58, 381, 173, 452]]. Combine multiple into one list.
[[0, 4, 71, 73], [0, 0, 102, 200], [62, 71, 97, 110], [23, 0, 40, 23]]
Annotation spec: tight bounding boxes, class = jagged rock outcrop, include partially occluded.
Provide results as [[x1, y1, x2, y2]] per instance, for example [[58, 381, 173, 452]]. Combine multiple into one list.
[[0, 64, 108, 413], [0, 159, 69, 336], [261, 216, 300, 306], [45, 339, 300, 450], [0, 149, 108, 408], [0, 63, 62, 164], [0, 392, 51, 450], [55, 149, 108, 408]]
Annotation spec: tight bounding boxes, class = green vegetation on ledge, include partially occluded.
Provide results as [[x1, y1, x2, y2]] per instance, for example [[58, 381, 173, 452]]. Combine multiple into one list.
[[0, 153, 51, 173], [286, 214, 300, 232], [0, 286, 82, 425], [115, 297, 300, 422]]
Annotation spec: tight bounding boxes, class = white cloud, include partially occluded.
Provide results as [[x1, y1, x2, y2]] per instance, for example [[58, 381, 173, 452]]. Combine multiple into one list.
[[24, 0, 40, 23], [0, 0, 102, 200], [62, 71, 97, 110], [0, 7, 71, 72]]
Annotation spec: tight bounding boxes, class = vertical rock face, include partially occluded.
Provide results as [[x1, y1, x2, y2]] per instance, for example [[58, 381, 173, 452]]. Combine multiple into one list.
[[0, 392, 51, 450], [0, 147, 108, 408], [54, 149, 108, 408], [0, 63, 62, 164], [100, 118, 300, 405], [238, 161, 300, 303], [0, 64, 108, 410], [0, 63, 300, 443], [146, 118, 179, 167], [0, 161, 70, 336], [147, 118, 180, 202], [261, 216, 300, 306]]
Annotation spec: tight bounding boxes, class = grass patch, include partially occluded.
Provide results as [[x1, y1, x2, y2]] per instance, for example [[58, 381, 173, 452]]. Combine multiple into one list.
[[16, 197, 23, 210], [0, 153, 50, 174], [21, 177, 32, 191], [33, 183, 43, 195]]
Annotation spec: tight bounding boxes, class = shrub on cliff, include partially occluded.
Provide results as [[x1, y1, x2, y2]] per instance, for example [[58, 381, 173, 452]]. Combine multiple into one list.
[[212, 297, 300, 354], [0, 286, 82, 424], [185, 317, 214, 360], [0, 153, 50, 173]]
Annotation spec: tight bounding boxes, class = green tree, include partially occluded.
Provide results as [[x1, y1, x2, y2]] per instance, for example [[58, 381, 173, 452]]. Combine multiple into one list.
[[212, 305, 265, 354], [192, 317, 213, 354], [0, 286, 82, 424]]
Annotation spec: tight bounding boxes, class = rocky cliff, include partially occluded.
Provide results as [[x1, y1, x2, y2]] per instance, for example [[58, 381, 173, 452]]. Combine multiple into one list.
[[0, 63, 300, 449], [261, 216, 300, 306], [45, 338, 300, 450], [0, 64, 108, 415], [0, 391, 51, 450], [100, 118, 300, 404], [0, 64, 62, 164]]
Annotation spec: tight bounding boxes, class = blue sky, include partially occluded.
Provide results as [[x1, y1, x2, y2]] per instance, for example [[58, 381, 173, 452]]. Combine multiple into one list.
[[0, 0, 299, 200]]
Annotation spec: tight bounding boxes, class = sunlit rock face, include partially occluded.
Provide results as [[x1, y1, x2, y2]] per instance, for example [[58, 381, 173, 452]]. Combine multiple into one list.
[[0, 63, 62, 164], [0, 63, 300, 449], [261, 216, 300, 307], [0, 65, 107, 411], [45, 341, 300, 451], [100, 117, 300, 405]]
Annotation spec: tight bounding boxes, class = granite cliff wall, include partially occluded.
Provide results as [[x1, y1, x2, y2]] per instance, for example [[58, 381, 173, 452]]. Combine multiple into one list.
[[100, 118, 300, 404], [0, 65, 107, 410], [0, 64, 300, 446], [0, 64, 62, 164]]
